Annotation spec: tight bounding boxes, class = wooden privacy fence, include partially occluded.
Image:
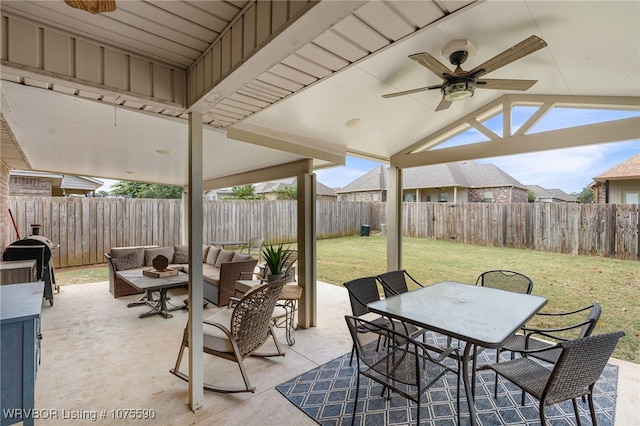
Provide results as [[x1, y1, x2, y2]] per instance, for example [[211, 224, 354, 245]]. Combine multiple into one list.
[[7, 197, 638, 268]]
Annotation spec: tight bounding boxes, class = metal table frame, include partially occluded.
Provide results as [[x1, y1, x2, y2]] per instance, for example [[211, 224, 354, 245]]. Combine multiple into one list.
[[117, 270, 189, 318], [368, 280, 547, 426]]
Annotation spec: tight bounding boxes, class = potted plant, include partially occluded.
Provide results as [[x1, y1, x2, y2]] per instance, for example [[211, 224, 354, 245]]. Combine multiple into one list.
[[262, 244, 292, 281]]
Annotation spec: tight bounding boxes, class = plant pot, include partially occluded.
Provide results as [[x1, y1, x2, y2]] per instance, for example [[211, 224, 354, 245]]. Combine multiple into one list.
[[267, 273, 285, 282]]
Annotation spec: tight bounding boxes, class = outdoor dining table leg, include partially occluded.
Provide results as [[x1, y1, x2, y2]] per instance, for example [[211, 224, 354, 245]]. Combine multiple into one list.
[[462, 341, 479, 426]]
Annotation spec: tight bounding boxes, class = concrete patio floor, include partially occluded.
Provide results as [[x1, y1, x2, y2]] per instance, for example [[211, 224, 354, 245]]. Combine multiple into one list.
[[35, 280, 638, 425]]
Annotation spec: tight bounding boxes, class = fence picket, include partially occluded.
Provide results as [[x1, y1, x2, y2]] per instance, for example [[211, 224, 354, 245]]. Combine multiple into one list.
[[5, 197, 638, 267]]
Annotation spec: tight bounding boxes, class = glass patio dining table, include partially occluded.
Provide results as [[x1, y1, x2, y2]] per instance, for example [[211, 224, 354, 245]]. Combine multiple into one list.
[[367, 280, 548, 426]]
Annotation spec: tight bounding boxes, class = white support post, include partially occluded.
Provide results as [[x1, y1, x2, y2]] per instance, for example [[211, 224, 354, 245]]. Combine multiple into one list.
[[187, 112, 204, 412], [386, 166, 402, 271], [297, 165, 316, 328]]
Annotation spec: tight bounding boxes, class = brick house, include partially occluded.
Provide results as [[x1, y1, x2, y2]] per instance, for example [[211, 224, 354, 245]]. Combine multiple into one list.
[[9, 170, 102, 197], [525, 185, 578, 203], [591, 154, 640, 204], [336, 161, 528, 203]]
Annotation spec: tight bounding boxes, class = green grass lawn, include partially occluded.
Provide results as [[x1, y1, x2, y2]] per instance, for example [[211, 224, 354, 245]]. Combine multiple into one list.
[[55, 235, 639, 363]]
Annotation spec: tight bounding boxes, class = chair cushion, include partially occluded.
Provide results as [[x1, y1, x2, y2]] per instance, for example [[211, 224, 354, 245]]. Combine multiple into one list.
[[214, 249, 235, 268], [205, 247, 221, 266], [144, 247, 175, 266], [203, 309, 234, 353], [111, 252, 143, 271]]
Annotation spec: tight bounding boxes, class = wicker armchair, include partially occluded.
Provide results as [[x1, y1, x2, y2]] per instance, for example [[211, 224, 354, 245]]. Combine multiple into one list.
[[376, 269, 424, 298], [480, 331, 625, 426], [170, 278, 287, 393], [345, 315, 461, 425]]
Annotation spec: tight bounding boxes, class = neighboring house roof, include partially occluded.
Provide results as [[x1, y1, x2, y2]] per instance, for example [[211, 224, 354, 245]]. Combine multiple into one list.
[[337, 161, 525, 193], [254, 178, 336, 197], [593, 154, 640, 181], [10, 170, 102, 191], [526, 185, 578, 202]]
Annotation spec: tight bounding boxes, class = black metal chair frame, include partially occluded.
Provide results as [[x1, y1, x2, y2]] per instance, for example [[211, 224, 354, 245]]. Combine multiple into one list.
[[499, 302, 602, 401], [345, 315, 461, 426], [480, 331, 625, 426], [376, 269, 424, 298]]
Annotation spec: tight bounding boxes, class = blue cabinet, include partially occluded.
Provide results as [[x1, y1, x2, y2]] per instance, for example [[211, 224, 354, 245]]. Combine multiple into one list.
[[1, 282, 44, 426]]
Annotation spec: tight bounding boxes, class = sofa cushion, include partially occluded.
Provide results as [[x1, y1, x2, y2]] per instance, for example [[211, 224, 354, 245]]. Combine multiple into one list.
[[144, 247, 175, 266], [111, 252, 143, 271], [214, 249, 235, 268], [206, 247, 221, 266], [232, 253, 253, 263]]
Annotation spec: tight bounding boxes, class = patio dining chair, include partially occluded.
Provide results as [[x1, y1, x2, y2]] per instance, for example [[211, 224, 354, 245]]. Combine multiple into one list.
[[343, 276, 421, 365], [497, 302, 602, 401], [376, 269, 424, 298], [170, 278, 287, 393], [345, 315, 461, 426], [241, 236, 264, 261], [471, 269, 534, 392], [475, 269, 533, 294], [480, 331, 625, 426]]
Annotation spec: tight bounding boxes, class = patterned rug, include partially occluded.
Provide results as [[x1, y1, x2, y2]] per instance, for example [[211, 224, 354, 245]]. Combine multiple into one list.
[[276, 334, 618, 426]]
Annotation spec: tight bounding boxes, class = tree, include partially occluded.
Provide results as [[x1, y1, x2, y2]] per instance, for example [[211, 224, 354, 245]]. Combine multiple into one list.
[[574, 187, 595, 203], [527, 190, 537, 203], [272, 184, 297, 200], [230, 185, 263, 200], [110, 181, 183, 199]]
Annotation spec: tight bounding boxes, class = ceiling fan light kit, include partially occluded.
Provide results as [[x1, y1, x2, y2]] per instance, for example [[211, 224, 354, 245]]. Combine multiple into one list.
[[65, 0, 116, 14], [383, 35, 548, 111], [443, 81, 476, 102]]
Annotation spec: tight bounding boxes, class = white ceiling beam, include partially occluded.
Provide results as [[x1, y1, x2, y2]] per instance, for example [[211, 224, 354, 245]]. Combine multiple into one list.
[[395, 95, 640, 157], [203, 159, 313, 190], [227, 123, 346, 165], [391, 116, 640, 168]]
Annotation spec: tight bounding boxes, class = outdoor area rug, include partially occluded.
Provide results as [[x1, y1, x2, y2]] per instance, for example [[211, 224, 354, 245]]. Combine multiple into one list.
[[276, 332, 618, 426]]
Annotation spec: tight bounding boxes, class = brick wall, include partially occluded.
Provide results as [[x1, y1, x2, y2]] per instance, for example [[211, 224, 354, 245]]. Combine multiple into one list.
[[467, 187, 529, 203], [338, 191, 385, 202], [9, 176, 52, 196]]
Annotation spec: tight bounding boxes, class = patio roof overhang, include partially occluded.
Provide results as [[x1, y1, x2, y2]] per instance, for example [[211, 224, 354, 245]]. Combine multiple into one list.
[[1, 0, 639, 412]]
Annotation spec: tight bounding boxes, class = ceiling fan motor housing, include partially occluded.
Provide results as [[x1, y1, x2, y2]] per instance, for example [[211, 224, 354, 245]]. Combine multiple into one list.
[[449, 50, 469, 66]]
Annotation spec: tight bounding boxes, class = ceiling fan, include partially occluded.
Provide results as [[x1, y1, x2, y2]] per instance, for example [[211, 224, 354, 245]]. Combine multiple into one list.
[[65, 0, 116, 14], [382, 35, 547, 111]]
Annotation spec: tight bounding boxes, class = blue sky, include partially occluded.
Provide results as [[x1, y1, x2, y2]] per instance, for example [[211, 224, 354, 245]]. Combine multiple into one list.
[[97, 109, 639, 194], [316, 108, 639, 194]]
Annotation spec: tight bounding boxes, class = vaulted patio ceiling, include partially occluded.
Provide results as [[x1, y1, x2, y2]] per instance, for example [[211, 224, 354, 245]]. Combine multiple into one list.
[[1, 0, 639, 188]]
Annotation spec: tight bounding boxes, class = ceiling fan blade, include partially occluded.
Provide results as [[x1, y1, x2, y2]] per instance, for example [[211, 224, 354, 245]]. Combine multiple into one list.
[[467, 35, 547, 77], [409, 52, 452, 78], [435, 98, 452, 111], [477, 79, 538, 91], [382, 85, 441, 98]]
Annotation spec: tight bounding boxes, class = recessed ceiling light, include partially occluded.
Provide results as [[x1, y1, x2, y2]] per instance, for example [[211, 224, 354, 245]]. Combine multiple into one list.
[[345, 118, 361, 128], [156, 149, 171, 155]]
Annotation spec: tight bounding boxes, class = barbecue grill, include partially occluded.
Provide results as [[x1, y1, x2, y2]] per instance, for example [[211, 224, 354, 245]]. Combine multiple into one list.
[[3, 235, 58, 305]]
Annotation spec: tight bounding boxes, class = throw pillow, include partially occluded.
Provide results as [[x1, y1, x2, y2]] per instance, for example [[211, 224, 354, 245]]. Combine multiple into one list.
[[232, 253, 253, 262], [205, 247, 221, 266], [173, 250, 189, 264], [214, 249, 235, 268], [144, 247, 175, 266], [111, 252, 141, 271]]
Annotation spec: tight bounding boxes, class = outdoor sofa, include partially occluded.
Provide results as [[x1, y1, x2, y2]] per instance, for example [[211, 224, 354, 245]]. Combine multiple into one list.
[[105, 245, 257, 306]]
